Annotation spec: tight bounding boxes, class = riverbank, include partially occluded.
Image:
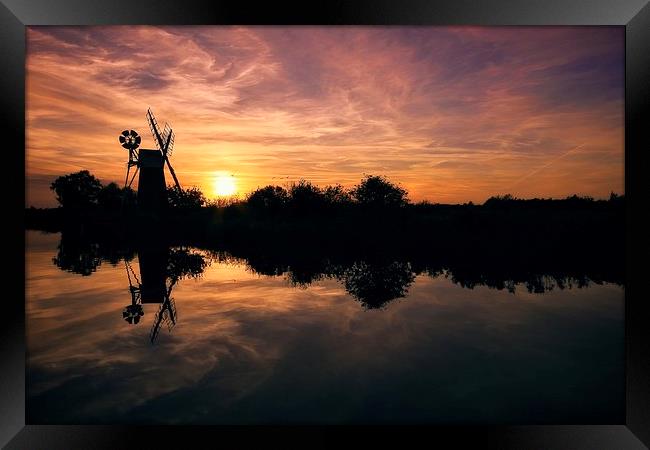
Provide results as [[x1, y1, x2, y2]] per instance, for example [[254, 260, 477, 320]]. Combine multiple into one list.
[[26, 195, 625, 287]]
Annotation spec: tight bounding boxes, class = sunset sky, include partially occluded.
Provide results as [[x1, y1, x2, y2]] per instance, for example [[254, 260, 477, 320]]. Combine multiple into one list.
[[26, 26, 624, 207]]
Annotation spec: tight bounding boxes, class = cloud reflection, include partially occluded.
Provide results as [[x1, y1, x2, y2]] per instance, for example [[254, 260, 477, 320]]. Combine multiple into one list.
[[26, 232, 624, 424]]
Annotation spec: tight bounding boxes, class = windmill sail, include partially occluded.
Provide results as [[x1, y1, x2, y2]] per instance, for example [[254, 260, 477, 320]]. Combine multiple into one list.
[[146, 108, 182, 191], [149, 286, 177, 343], [164, 158, 182, 191], [162, 123, 174, 158], [162, 131, 181, 190], [146, 108, 165, 151]]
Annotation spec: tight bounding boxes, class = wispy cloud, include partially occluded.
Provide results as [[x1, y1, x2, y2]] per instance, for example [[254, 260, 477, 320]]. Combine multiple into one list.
[[26, 26, 624, 206]]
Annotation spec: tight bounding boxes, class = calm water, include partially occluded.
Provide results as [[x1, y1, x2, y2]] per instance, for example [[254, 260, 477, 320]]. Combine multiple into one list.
[[26, 230, 624, 424]]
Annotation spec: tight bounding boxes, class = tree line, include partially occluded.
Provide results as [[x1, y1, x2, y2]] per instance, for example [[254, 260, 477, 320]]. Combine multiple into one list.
[[45, 169, 622, 213], [32, 170, 624, 291]]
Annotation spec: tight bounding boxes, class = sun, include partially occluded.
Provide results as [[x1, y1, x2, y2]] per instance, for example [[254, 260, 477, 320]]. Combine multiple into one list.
[[213, 173, 237, 197]]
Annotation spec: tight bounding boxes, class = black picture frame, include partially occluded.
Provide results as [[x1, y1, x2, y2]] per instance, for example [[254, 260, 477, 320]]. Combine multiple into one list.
[[4, 0, 649, 448]]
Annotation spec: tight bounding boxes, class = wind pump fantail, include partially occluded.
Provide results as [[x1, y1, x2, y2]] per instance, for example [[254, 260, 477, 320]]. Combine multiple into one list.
[[118, 108, 182, 211]]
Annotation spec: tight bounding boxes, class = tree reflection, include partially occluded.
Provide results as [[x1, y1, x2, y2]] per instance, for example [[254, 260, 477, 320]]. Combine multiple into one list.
[[52, 237, 102, 276], [52, 231, 135, 276], [167, 248, 208, 280], [444, 267, 595, 294], [51, 232, 622, 315], [340, 261, 416, 309]]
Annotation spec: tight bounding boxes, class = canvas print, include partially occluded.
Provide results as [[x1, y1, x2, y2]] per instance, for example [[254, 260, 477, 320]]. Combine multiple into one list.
[[25, 26, 624, 424]]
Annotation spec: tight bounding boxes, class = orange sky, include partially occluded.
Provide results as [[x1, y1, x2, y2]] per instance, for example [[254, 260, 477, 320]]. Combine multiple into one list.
[[26, 26, 624, 207]]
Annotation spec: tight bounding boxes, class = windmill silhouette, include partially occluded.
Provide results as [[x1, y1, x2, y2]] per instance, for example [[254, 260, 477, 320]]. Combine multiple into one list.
[[118, 108, 182, 212]]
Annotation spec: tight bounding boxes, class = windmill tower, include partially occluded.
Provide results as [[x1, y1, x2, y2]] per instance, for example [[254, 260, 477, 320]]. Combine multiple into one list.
[[118, 108, 182, 212]]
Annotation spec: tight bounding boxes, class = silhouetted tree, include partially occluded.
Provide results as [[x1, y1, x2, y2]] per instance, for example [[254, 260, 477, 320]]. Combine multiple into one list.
[[483, 194, 515, 207], [609, 192, 624, 207], [98, 182, 136, 212], [167, 186, 206, 210], [247, 185, 289, 210], [50, 170, 102, 210], [97, 182, 122, 211], [288, 180, 324, 213], [565, 194, 594, 203], [323, 184, 352, 206], [351, 175, 408, 208], [121, 186, 137, 210], [207, 196, 242, 208]]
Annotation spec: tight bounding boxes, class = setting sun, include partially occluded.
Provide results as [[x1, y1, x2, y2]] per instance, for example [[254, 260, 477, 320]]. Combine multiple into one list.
[[25, 26, 624, 208], [22, 23, 628, 429], [213, 173, 237, 197]]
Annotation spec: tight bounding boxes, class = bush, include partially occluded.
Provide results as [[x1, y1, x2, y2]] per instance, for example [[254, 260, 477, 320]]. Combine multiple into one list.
[[167, 186, 206, 210], [323, 184, 352, 206], [288, 180, 325, 212], [50, 170, 102, 209], [247, 185, 289, 210], [97, 182, 137, 211], [350, 175, 408, 208]]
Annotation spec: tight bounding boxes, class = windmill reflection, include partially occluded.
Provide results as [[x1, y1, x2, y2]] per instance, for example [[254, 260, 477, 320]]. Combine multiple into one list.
[[122, 244, 208, 343], [52, 230, 620, 336], [123, 259, 144, 324]]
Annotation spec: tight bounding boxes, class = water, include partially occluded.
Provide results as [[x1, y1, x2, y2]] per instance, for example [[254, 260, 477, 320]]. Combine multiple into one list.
[[26, 230, 625, 424]]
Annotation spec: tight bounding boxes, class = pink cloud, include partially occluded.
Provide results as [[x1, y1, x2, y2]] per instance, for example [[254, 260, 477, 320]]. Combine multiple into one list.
[[26, 26, 623, 206]]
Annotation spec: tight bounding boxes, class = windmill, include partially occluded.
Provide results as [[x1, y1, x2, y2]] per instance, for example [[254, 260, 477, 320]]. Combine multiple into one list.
[[117, 108, 182, 212]]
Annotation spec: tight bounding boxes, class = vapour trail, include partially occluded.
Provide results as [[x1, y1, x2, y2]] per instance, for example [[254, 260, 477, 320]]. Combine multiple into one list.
[[505, 144, 587, 192]]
